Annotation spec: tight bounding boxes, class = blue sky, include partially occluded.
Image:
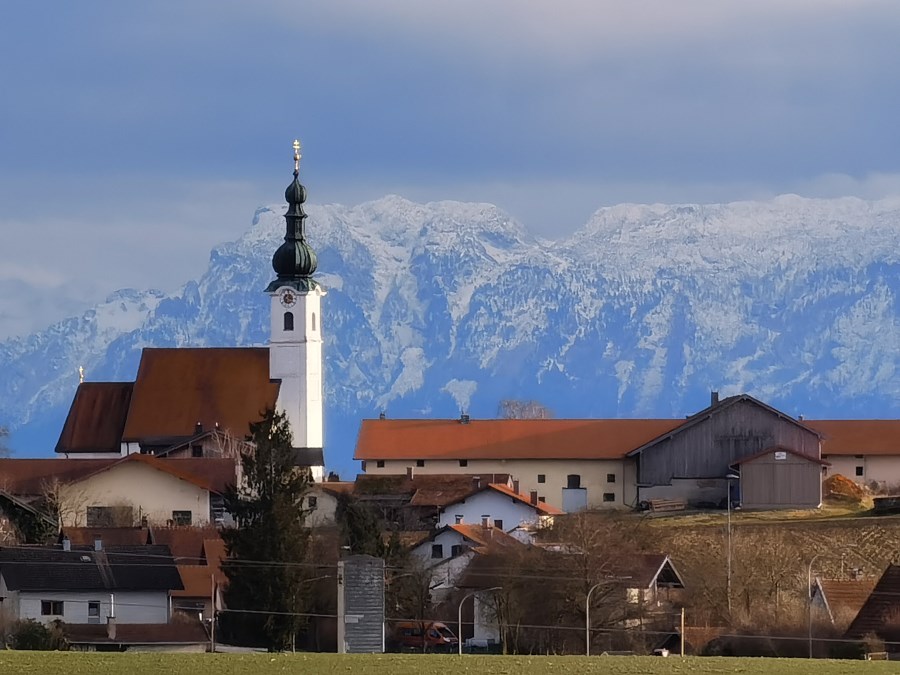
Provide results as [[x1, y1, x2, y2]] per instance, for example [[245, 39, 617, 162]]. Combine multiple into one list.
[[2, 1, 900, 337]]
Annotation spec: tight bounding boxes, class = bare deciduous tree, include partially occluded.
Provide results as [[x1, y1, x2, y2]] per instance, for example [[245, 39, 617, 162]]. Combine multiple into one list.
[[497, 400, 554, 420]]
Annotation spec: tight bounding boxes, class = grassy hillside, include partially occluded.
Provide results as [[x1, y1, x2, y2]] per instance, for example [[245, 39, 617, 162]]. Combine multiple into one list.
[[0, 653, 896, 674]]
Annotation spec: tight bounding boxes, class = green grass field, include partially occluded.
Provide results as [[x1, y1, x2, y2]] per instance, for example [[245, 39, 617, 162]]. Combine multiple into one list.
[[0, 652, 895, 674]]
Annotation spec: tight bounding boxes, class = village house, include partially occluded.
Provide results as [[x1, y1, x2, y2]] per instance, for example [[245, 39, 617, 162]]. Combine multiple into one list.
[[0, 455, 235, 528], [806, 420, 900, 490], [0, 542, 182, 626], [811, 574, 877, 633]]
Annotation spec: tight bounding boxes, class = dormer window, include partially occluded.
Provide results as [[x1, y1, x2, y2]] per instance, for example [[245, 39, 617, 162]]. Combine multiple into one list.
[[284, 311, 294, 331]]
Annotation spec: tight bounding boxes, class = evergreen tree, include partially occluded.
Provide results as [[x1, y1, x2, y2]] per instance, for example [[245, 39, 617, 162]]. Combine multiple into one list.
[[220, 408, 311, 650], [335, 492, 383, 556]]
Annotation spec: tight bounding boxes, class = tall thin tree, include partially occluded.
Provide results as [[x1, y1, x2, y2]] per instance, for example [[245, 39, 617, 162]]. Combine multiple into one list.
[[220, 408, 312, 650]]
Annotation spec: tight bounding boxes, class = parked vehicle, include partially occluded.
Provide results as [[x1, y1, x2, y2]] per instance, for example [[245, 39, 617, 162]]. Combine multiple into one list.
[[389, 621, 459, 653]]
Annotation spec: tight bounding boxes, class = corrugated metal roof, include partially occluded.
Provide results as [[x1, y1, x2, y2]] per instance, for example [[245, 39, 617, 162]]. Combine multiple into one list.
[[806, 420, 900, 456], [354, 418, 684, 461], [123, 348, 280, 443], [55, 382, 133, 454]]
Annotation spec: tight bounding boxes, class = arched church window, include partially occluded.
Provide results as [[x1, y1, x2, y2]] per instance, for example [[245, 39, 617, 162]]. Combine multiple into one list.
[[311, 312, 317, 332], [284, 312, 294, 331]]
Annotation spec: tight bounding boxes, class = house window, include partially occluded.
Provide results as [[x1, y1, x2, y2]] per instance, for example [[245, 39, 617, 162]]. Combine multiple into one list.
[[431, 544, 443, 559], [172, 510, 192, 526], [416, 459, 425, 467], [191, 444, 203, 458], [455, 515, 463, 524], [307, 496, 318, 510], [311, 313, 317, 331], [856, 466, 864, 476], [87, 505, 134, 527], [41, 600, 64, 616], [284, 311, 294, 331], [607, 473, 616, 483], [376, 460, 385, 468], [459, 459, 468, 467], [566, 474, 581, 489], [494, 519, 503, 530], [451, 544, 463, 557], [538, 495, 545, 504], [603, 493, 615, 502], [537, 474, 546, 484], [88, 601, 101, 623]]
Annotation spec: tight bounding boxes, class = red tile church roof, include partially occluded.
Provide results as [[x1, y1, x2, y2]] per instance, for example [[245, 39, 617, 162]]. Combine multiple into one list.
[[122, 347, 280, 443]]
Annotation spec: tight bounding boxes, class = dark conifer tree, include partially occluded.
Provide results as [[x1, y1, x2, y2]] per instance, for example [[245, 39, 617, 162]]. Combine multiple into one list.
[[220, 408, 311, 650]]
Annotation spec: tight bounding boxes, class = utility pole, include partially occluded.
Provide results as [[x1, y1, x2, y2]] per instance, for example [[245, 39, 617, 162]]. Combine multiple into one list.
[[210, 574, 216, 653]]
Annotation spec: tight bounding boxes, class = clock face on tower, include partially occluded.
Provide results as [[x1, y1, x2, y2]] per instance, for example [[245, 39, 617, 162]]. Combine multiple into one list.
[[279, 289, 297, 308]]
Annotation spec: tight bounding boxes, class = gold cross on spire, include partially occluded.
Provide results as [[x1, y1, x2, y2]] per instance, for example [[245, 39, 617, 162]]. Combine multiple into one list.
[[293, 139, 302, 173]]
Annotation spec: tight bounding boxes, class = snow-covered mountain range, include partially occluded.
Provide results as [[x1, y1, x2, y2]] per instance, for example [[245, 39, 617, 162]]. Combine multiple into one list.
[[2, 194, 899, 473]]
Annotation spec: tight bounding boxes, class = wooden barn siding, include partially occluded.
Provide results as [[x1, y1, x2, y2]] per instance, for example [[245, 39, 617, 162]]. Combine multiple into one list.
[[741, 452, 822, 508], [637, 400, 820, 486]]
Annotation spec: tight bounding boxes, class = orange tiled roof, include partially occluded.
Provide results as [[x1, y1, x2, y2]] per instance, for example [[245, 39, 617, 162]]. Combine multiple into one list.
[[76, 454, 237, 495], [55, 382, 133, 454], [173, 564, 225, 598], [806, 420, 900, 456], [62, 527, 150, 547], [449, 523, 522, 551], [355, 418, 685, 461], [151, 525, 222, 563], [487, 483, 564, 515], [123, 348, 280, 443], [817, 578, 877, 628]]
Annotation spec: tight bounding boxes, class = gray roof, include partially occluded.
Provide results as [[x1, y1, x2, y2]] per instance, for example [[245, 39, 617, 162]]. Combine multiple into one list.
[[0, 545, 183, 592]]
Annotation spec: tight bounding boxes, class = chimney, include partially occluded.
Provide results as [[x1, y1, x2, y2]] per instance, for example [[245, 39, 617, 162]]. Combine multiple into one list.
[[195, 421, 203, 434], [472, 476, 482, 490], [513, 480, 520, 494], [710, 391, 719, 407], [481, 515, 491, 529], [530, 490, 538, 506], [798, 414, 804, 421], [459, 413, 470, 424], [406, 466, 414, 480], [94, 536, 102, 552], [379, 411, 386, 420], [62, 537, 71, 552]]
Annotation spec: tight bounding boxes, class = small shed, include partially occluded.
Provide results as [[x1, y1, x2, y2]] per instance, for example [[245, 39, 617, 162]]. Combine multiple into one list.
[[735, 446, 827, 509]]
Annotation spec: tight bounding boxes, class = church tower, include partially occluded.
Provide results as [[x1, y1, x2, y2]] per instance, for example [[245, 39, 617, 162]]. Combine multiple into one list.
[[266, 140, 326, 481]]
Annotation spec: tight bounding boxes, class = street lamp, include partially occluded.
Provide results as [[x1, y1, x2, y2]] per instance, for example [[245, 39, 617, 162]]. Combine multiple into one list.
[[457, 587, 501, 655], [585, 581, 607, 657], [725, 472, 739, 615], [807, 552, 825, 659]]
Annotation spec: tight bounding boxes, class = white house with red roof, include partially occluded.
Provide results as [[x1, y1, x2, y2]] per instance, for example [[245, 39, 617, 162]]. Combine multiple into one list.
[[436, 482, 562, 532]]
